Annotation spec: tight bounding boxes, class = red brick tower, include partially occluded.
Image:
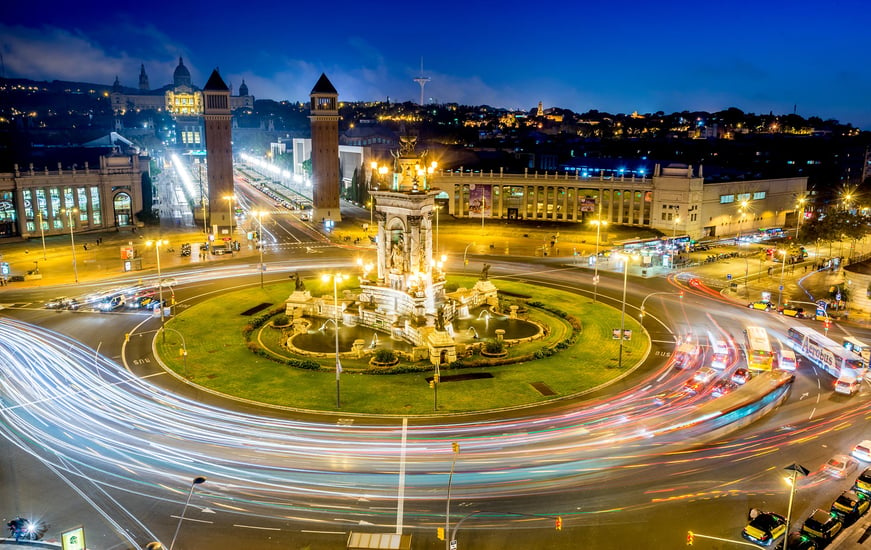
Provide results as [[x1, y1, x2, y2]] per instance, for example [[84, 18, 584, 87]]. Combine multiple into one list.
[[203, 69, 234, 236], [309, 73, 341, 224]]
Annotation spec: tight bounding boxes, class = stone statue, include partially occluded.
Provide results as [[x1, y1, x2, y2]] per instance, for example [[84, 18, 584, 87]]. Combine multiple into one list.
[[291, 273, 305, 291], [481, 263, 491, 281], [436, 306, 445, 330], [391, 242, 404, 272]]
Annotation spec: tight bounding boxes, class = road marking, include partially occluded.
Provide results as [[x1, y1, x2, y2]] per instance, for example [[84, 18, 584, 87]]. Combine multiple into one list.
[[302, 530, 346, 535], [233, 524, 281, 531]]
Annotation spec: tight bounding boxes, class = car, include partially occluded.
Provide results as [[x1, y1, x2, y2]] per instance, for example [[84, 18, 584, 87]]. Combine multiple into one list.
[[749, 300, 775, 311], [159, 278, 178, 288], [801, 508, 842, 543], [711, 380, 738, 398], [44, 296, 71, 309], [776, 532, 818, 550], [853, 467, 871, 495], [743, 510, 787, 547], [831, 490, 870, 525], [681, 380, 705, 396], [732, 368, 752, 385], [694, 367, 718, 384], [778, 303, 806, 318], [852, 440, 871, 462], [824, 454, 859, 479]]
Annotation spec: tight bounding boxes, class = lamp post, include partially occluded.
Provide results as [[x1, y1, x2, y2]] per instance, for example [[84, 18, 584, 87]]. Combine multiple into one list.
[[322, 273, 345, 408], [223, 195, 236, 237], [445, 442, 460, 550], [253, 211, 265, 288], [168, 476, 206, 550], [463, 242, 475, 276], [783, 463, 809, 550], [60, 208, 78, 283], [795, 197, 806, 241], [778, 249, 787, 308], [738, 199, 750, 242], [147, 239, 169, 342], [671, 216, 681, 269], [590, 201, 608, 303], [480, 195, 486, 231], [614, 253, 631, 369], [36, 210, 47, 261]]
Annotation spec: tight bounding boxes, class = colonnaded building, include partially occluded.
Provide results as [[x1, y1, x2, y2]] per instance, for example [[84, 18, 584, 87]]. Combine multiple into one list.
[[278, 138, 808, 242], [0, 153, 145, 240], [431, 163, 807, 241]]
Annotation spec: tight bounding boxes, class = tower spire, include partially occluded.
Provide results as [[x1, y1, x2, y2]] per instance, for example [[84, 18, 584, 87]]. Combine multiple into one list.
[[413, 57, 431, 106]]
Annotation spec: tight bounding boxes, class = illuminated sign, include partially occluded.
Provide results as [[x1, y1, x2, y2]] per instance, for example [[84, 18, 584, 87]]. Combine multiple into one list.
[[61, 526, 86, 550]]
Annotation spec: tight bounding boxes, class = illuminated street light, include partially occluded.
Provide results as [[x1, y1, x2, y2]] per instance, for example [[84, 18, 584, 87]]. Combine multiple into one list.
[[671, 216, 681, 269], [168, 476, 206, 550], [321, 273, 346, 408], [463, 242, 476, 276], [445, 442, 460, 550], [223, 194, 236, 237], [778, 249, 787, 308], [795, 196, 807, 241], [147, 239, 170, 342], [60, 208, 79, 283], [783, 463, 809, 550], [253, 211, 265, 288], [613, 253, 632, 369], [590, 201, 608, 302]]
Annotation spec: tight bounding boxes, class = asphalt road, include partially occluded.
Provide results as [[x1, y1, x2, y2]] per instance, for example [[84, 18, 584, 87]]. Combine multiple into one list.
[[2, 191, 871, 549]]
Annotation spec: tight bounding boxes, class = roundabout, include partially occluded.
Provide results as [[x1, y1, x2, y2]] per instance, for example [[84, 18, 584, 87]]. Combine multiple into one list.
[[154, 275, 648, 415]]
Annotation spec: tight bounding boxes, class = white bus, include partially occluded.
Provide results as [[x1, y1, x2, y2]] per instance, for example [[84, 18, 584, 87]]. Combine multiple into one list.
[[843, 337, 871, 363], [787, 326, 866, 385]]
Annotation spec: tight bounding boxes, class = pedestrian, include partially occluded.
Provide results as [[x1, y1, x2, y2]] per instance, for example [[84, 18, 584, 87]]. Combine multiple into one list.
[[768, 266, 772, 276]]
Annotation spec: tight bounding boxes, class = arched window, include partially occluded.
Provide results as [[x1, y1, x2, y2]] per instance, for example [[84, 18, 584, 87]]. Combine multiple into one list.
[[114, 192, 132, 227]]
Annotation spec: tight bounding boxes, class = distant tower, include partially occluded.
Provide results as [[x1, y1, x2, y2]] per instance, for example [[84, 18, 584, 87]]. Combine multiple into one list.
[[537, 101, 544, 117], [238, 79, 249, 97], [202, 68, 235, 235], [413, 58, 430, 106], [139, 64, 150, 91], [309, 73, 341, 224]]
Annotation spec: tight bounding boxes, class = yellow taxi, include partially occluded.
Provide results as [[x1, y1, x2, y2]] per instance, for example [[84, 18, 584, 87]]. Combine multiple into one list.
[[801, 508, 842, 543], [831, 490, 870, 524], [854, 467, 871, 495], [742, 510, 787, 546], [748, 300, 775, 311]]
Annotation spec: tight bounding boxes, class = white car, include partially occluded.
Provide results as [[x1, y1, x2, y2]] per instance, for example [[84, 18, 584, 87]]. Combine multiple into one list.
[[853, 441, 871, 462], [825, 454, 859, 479], [693, 367, 718, 385]]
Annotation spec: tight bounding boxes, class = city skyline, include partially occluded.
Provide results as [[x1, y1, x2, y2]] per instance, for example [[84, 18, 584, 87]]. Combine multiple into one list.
[[3, 0, 870, 129]]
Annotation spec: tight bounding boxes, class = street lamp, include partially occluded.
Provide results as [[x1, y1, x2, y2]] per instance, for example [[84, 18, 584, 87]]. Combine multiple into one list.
[[463, 242, 475, 276], [36, 210, 47, 261], [671, 215, 681, 269], [168, 476, 206, 550], [590, 202, 608, 302], [738, 200, 749, 242], [223, 194, 236, 237], [795, 196, 807, 241], [321, 273, 346, 408], [147, 239, 169, 342], [445, 442, 460, 550], [614, 253, 631, 369], [778, 249, 787, 308], [60, 208, 78, 283], [253, 211, 265, 288], [783, 463, 809, 550]]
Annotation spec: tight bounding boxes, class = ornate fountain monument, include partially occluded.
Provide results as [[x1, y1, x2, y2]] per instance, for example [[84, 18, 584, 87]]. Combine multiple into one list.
[[286, 137, 516, 366]]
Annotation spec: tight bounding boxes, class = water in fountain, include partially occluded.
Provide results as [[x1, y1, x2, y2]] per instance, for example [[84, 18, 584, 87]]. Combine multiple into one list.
[[370, 333, 379, 349]]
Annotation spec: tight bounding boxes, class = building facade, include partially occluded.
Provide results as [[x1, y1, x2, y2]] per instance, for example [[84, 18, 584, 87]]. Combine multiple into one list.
[[0, 154, 145, 240], [431, 164, 806, 241]]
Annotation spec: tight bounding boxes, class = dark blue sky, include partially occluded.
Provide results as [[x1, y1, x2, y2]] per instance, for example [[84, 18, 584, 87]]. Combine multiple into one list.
[[4, 0, 870, 128]]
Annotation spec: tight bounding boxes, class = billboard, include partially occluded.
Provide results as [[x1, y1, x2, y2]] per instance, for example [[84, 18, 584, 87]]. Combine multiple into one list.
[[469, 184, 492, 218]]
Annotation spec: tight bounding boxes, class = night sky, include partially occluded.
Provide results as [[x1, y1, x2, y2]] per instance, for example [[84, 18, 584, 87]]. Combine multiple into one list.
[[3, 0, 870, 128]]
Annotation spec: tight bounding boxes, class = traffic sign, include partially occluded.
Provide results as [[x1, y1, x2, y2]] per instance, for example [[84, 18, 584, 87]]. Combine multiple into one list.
[[450, 540, 457, 550]]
